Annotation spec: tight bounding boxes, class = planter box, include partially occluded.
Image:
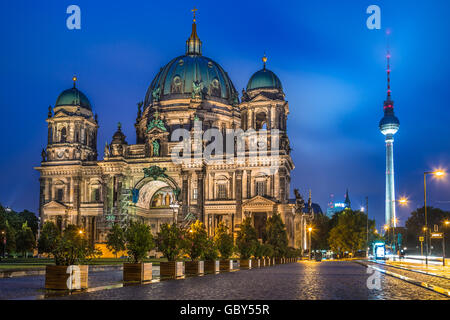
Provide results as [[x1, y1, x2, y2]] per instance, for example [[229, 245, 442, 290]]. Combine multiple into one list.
[[264, 258, 270, 266], [240, 259, 252, 269], [123, 263, 152, 282], [45, 265, 88, 290], [185, 261, 204, 276], [256, 259, 261, 268], [160, 261, 184, 278], [219, 259, 233, 272], [275, 258, 282, 264], [204, 260, 219, 274]]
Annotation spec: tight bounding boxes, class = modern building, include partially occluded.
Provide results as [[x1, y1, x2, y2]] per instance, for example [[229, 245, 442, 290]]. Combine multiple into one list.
[[326, 189, 351, 218], [35, 14, 309, 248], [379, 50, 400, 228]]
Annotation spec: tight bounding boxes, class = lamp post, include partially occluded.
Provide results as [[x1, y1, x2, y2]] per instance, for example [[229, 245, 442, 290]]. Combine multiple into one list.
[[1, 231, 5, 259], [443, 220, 449, 267], [423, 170, 445, 266], [308, 226, 312, 260]]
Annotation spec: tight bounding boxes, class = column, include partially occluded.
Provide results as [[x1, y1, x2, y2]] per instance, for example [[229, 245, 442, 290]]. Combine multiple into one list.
[[181, 171, 189, 217], [235, 170, 243, 221], [197, 169, 205, 223], [246, 170, 252, 198]]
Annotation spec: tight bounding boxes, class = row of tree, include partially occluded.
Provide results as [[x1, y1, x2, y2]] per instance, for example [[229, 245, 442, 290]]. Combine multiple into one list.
[[105, 214, 301, 263], [0, 205, 39, 257]]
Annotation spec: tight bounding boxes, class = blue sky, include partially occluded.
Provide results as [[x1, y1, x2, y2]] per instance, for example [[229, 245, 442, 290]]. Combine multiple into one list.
[[1, 0, 450, 230]]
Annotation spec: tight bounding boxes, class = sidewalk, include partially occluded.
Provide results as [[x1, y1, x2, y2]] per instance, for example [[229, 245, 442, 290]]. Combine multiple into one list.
[[385, 260, 450, 279]]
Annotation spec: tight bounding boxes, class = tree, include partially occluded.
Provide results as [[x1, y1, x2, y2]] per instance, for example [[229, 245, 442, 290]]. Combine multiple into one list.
[[106, 223, 126, 258], [328, 209, 375, 256], [264, 214, 288, 258], [236, 218, 258, 259], [5, 220, 16, 254], [202, 238, 218, 261], [214, 222, 234, 259], [15, 222, 35, 257], [405, 206, 450, 255], [311, 214, 331, 250], [156, 223, 184, 261], [124, 221, 155, 263], [183, 220, 208, 261], [52, 225, 100, 266], [18, 210, 39, 236], [38, 221, 60, 255]]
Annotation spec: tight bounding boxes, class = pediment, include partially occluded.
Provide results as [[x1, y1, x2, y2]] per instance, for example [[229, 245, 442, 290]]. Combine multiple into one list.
[[147, 127, 169, 135], [243, 195, 276, 207], [43, 200, 68, 210]]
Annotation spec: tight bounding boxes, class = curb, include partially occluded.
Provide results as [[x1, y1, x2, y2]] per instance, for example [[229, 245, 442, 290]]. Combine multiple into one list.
[[0, 264, 124, 279], [355, 261, 450, 298]]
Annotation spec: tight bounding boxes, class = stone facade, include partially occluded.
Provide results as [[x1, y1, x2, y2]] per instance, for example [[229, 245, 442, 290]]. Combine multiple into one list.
[[35, 20, 311, 248]]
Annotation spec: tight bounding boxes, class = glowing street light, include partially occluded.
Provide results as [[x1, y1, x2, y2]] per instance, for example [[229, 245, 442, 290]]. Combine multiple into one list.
[[308, 226, 313, 260], [423, 169, 446, 265]]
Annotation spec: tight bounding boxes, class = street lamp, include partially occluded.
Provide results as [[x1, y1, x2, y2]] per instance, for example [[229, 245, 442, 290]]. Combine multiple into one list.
[[308, 226, 312, 260], [424, 169, 446, 265], [1, 230, 5, 259]]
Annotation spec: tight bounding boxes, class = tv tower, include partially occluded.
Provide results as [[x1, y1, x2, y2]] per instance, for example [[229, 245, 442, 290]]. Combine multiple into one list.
[[379, 35, 400, 228]]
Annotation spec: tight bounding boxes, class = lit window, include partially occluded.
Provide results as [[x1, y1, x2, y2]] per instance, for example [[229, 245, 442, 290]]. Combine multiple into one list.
[[56, 188, 64, 201], [193, 188, 198, 200]]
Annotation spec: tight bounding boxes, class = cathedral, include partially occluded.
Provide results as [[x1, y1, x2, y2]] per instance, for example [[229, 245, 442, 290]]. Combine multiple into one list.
[[35, 15, 313, 251]]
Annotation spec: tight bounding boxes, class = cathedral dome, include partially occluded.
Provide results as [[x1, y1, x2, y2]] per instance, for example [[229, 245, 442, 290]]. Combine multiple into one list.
[[247, 68, 282, 91], [55, 77, 92, 110], [144, 21, 238, 107]]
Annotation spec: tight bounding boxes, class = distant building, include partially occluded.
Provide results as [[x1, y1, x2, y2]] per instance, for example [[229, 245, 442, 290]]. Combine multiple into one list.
[[326, 189, 351, 218]]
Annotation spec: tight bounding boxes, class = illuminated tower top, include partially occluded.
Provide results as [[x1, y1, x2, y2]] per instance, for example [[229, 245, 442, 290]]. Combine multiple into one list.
[[379, 49, 400, 137]]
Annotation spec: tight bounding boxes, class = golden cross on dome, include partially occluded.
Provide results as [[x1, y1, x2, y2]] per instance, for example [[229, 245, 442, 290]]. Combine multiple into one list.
[[191, 7, 198, 22], [72, 75, 77, 88]]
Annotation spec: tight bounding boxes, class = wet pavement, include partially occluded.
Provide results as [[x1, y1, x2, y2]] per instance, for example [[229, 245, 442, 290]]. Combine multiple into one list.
[[1, 261, 444, 300]]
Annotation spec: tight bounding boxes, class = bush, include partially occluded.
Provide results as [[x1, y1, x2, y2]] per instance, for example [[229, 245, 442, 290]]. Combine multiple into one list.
[[261, 243, 275, 258], [214, 222, 234, 259], [52, 225, 100, 266], [254, 242, 264, 259], [106, 223, 126, 258], [236, 218, 258, 259], [156, 223, 184, 261], [183, 220, 208, 261], [124, 221, 155, 263]]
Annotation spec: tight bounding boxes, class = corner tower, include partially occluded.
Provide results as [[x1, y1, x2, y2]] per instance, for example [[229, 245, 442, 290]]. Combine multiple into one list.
[[379, 50, 400, 228]]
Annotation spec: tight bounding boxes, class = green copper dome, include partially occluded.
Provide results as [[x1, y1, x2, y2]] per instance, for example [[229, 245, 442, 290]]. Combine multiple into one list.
[[247, 68, 282, 91], [55, 87, 92, 110], [144, 21, 238, 106]]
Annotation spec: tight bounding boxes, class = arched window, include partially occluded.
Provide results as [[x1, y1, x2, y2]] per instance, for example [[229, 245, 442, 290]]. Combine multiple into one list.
[[60, 127, 67, 143], [255, 112, 267, 130]]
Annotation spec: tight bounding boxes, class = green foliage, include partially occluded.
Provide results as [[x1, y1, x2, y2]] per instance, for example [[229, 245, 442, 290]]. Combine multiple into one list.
[[106, 223, 126, 258], [236, 218, 258, 259], [52, 225, 100, 266], [156, 223, 184, 261], [328, 209, 375, 255], [214, 222, 234, 259], [201, 238, 218, 261], [311, 214, 331, 250], [18, 210, 39, 235], [38, 221, 60, 255], [261, 243, 275, 258], [15, 222, 35, 257], [183, 220, 208, 261], [264, 214, 288, 258], [5, 220, 16, 254], [254, 242, 264, 259], [124, 221, 155, 263]]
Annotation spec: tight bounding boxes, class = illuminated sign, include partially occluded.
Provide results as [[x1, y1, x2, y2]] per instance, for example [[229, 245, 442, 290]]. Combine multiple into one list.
[[334, 202, 346, 208], [431, 233, 443, 239]]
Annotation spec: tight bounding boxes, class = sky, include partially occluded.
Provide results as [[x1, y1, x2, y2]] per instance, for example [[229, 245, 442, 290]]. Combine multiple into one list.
[[1, 0, 450, 230]]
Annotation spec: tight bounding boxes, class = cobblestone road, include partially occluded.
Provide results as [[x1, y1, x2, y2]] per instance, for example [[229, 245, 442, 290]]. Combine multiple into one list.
[[1, 261, 448, 300]]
